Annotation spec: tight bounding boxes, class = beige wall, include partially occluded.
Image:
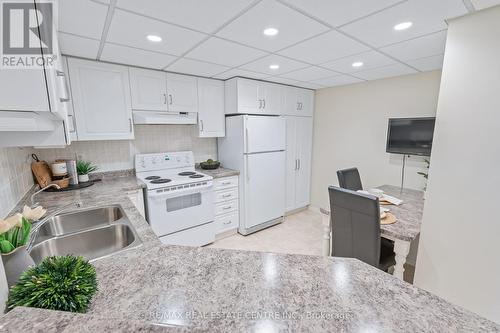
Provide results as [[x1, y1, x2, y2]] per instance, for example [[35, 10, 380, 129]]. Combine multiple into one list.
[[414, 7, 500, 324], [311, 71, 442, 210]]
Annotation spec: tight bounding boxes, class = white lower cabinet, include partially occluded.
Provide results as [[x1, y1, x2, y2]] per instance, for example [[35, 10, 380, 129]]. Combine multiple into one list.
[[214, 176, 240, 237], [127, 189, 145, 218], [285, 116, 313, 212]]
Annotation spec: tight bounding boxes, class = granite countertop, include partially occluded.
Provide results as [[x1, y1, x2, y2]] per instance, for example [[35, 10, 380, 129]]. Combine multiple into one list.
[[321, 185, 424, 242], [1, 175, 499, 332], [195, 167, 239, 179]]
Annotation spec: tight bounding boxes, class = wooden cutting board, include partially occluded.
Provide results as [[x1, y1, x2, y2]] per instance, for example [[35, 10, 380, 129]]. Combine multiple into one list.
[[31, 161, 52, 188]]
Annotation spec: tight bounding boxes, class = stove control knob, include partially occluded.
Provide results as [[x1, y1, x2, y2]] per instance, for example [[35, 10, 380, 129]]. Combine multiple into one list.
[[176, 157, 181, 162]]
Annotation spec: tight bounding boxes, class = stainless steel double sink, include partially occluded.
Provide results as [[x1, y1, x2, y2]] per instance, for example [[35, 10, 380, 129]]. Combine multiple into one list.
[[29, 205, 142, 264]]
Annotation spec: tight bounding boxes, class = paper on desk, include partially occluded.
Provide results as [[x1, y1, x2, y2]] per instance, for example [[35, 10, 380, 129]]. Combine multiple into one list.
[[382, 194, 403, 206]]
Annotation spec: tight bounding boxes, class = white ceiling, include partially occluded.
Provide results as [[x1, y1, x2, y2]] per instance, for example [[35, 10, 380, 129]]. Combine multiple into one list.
[[58, 0, 500, 90]]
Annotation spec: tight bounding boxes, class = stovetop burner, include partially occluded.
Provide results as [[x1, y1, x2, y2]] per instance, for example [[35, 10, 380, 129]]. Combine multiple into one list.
[[145, 176, 161, 180], [178, 171, 196, 176], [189, 174, 204, 179], [150, 178, 172, 184]]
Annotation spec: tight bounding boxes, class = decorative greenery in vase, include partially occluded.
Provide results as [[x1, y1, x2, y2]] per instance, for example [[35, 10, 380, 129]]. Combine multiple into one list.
[[0, 206, 46, 253], [7, 255, 98, 313], [417, 159, 430, 191]]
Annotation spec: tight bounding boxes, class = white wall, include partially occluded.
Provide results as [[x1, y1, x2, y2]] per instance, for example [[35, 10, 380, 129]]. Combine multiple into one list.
[[414, 6, 500, 324], [311, 71, 441, 210]]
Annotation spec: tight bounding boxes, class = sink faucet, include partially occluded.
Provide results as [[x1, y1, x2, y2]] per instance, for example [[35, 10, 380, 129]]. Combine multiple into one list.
[[26, 201, 82, 252], [30, 184, 61, 208]]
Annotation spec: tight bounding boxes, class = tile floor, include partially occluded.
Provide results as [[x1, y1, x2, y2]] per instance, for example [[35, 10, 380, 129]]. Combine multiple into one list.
[[209, 208, 415, 283]]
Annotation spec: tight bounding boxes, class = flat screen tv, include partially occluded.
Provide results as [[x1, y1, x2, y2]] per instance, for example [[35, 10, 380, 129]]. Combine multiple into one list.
[[386, 117, 436, 156]]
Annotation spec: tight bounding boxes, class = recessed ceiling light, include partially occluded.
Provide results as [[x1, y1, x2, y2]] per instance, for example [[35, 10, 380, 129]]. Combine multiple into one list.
[[146, 34, 162, 42], [263, 27, 279, 36], [269, 64, 280, 70], [394, 22, 413, 31], [352, 62, 364, 68]]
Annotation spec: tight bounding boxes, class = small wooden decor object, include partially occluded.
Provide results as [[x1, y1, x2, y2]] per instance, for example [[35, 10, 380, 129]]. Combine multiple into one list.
[[380, 199, 393, 206], [51, 177, 70, 189], [381, 213, 397, 225]]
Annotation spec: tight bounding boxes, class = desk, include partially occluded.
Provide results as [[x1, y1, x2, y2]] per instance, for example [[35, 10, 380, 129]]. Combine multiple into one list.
[[320, 185, 424, 280]]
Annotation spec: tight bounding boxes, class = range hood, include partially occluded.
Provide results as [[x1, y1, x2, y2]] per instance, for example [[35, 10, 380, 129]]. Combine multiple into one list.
[[133, 111, 197, 125]]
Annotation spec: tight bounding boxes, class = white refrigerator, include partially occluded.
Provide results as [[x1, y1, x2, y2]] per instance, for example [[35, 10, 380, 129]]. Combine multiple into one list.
[[218, 115, 286, 235]]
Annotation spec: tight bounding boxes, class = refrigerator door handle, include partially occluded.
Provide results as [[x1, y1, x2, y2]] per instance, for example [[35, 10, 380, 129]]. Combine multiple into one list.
[[245, 127, 249, 153]]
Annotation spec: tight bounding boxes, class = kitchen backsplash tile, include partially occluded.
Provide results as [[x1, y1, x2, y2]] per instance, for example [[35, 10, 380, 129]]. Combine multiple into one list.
[[0, 147, 35, 218], [33, 125, 218, 173]]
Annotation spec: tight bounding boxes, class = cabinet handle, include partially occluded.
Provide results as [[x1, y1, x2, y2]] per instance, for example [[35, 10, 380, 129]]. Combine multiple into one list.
[[222, 181, 231, 185], [222, 193, 232, 198], [168, 94, 173, 105], [297, 102, 300, 110], [129, 118, 133, 132], [163, 93, 167, 105], [68, 114, 76, 133], [200, 119, 204, 132], [263, 99, 266, 109], [223, 220, 232, 225], [258, 99, 262, 109], [59, 98, 70, 102], [56, 70, 65, 77], [222, 206, 232, 210], [295, 159, 298, 170], [298, 159, 301, 170]]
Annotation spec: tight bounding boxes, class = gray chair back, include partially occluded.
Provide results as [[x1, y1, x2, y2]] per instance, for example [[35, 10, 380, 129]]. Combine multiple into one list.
[[328, 186, 381, 268], [337, 168, 363, 191]]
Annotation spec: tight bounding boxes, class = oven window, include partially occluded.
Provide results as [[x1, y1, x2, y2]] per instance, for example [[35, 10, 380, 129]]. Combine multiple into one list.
[[166, 193, 202, 212]]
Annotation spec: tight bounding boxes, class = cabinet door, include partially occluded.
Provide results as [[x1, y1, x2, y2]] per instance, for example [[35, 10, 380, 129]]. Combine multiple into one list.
[[129, 68, 167, 111], [284, 87, 300, 116], [297, 89, 314, 117], [237, 79, 262, 114], [198, 78, 225, 137], [261, 82, 283, 115], [0, 68, 49, 113], [295, 117, 314, 208], [285, 117, 297, 212], [166, 73, 198, 113], [68, 58, 134, 141]]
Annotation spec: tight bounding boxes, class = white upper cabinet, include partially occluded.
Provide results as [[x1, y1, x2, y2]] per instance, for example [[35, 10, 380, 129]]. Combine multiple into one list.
[[166, 73, 198, 113], [284, 87, 314, 116], [0, 69, 50, 113], [68, 58, 134, 141], [129, 68, 167, 111], [197, 78, 225, 137], [225, 78, 283, 115]]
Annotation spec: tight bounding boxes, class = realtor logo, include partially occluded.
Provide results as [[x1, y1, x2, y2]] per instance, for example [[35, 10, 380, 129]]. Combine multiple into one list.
[[1, 0, 56, 68]]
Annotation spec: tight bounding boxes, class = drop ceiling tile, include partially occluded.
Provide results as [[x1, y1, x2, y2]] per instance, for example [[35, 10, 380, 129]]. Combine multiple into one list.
[[278, 30, 369, 65], [101, 43, 177, 69], [279, 66, 339, 81], [107, 9, 207, 56], [471, 0, 500, 10], [58, 0, 108, 39], [240, 54, 309, 76], [265, 77, 302, 86], [185, 38, 268, 67], [380, 30, 447, 61], [321, 50, 396, 74], [312, 75, 364, 87], [354, 63, 417, 81], [116, 0, 254, 33], [340, 0, 467, 47], [295, 82, 325, 90], [216, 0, 329, 52], [405, 54, 444, 71], [58, 33, 100, 59], [212, 68, 269, 80], [282, 0, 402, 27], [167, 59, 230, 77]]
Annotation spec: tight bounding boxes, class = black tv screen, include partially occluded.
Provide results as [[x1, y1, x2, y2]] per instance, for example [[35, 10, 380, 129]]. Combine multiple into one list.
[[386, 117, 436, 156]]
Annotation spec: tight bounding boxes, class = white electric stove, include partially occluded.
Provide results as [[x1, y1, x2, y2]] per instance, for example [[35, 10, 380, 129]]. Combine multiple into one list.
[[135, 151, 215, 246]]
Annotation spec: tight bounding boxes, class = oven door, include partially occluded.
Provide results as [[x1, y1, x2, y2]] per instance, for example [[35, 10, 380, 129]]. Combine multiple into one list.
[[146, 185, 214, 237]]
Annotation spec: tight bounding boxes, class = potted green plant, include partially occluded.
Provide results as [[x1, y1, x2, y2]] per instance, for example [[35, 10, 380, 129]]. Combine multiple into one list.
[[76, 160, 98, 183], [7, 255, 97, 313], [0, 205, 46, 287]]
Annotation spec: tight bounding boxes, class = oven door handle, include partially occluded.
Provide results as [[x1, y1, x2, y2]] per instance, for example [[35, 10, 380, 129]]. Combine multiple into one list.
[[148, 186, 212, 200]]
